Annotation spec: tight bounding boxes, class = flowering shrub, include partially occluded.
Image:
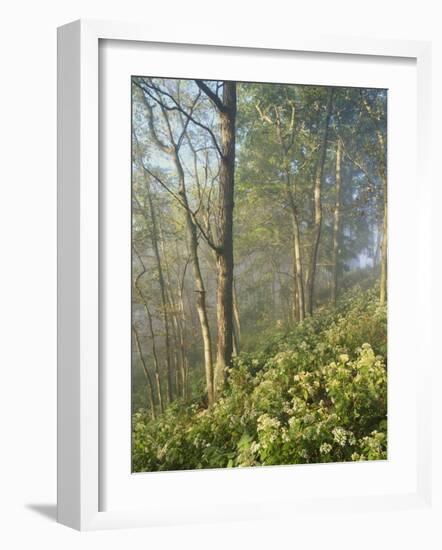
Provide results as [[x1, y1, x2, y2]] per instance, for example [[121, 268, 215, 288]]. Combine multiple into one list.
[[132, 287, 387, 472]]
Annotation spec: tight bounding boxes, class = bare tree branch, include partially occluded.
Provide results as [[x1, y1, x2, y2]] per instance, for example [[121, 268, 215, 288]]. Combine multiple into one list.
[[195, 80, 227, 113], [134, 78, 223, 158], [255, 101, 274, 125], [140, 164, 220, 253]]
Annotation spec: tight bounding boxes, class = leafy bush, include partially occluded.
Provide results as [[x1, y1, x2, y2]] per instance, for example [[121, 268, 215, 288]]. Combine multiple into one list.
[[132, 287, 387, 472]]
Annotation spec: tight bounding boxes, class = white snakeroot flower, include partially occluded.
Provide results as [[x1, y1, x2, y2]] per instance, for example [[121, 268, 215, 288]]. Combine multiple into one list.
[[320, 442, 332, 455], [257, 414, 280, 431], [332, 426, 347, 446]]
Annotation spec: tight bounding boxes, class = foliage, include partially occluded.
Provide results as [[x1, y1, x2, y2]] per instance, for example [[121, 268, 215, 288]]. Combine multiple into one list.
[[132, 287, 387, 471]]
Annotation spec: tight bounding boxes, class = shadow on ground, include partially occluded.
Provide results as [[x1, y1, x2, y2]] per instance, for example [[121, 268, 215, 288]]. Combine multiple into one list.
[[26, 503, 57, 522]]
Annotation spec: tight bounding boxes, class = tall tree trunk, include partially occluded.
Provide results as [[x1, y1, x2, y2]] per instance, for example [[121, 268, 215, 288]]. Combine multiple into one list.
[[176, 257, 190, 400], [174, 155, 215, 406], [378, 148, 387, 306], [305, 87, 334, 315], [379, 184, 387, 304], [145, 178, 173, 403], [132, 324, 156, 420], [285, 172, 305, 322], [292, 255, 299, 322], [164, 279, 180, 398], [374, 133, 387, 306], [176, 290, 189, 398], [143, 303, 164, 414], [331, 139, 343, 305], [292, 207, 305, 322], [361, 93, 387, 304], [233, 279, 241, 350], [173, 307, 187, 399], [214, 81, 237, 395], [158, 213, 187, 399], [232, 330, 239, 357]]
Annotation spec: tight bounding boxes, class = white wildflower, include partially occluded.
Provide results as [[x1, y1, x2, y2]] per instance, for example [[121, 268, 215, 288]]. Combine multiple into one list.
[[332, 427, 347, 446], [320, 442, 332, 455]]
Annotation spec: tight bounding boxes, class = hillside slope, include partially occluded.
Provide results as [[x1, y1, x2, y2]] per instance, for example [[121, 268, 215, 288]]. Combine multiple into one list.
[[132, 287, 387, 472]]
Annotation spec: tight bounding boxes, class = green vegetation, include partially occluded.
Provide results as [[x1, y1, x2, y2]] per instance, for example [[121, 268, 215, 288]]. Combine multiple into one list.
[[132, 286, 387, 472]]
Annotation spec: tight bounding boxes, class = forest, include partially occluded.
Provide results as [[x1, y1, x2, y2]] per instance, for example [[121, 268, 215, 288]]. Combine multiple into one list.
[[131, 77, 387, 472]]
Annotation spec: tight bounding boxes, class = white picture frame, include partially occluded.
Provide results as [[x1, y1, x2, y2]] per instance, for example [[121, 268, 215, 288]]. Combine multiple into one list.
[[57, 19, 433, 531]]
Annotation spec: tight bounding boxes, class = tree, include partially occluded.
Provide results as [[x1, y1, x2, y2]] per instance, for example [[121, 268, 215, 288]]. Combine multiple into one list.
[[304, 87, 334, 315], [133, 78, 216, 405], [133, 247, 165, 414], [141, 173, 174, 403], [361, 91, 387, 304], [331, 138, 343, 305], [195, 80, 237, 394], [254, 92, 306, 321]]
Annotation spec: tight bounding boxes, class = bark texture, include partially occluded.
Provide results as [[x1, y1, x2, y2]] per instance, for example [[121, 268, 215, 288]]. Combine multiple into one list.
[[213, 82, 237, 394]]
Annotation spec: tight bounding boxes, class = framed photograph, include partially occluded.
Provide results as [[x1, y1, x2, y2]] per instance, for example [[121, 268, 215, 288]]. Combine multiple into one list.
[[57, 19, 432, 530]]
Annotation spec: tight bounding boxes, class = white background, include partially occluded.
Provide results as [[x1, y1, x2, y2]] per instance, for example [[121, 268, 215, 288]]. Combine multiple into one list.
[[1, 1, 441, 548]]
